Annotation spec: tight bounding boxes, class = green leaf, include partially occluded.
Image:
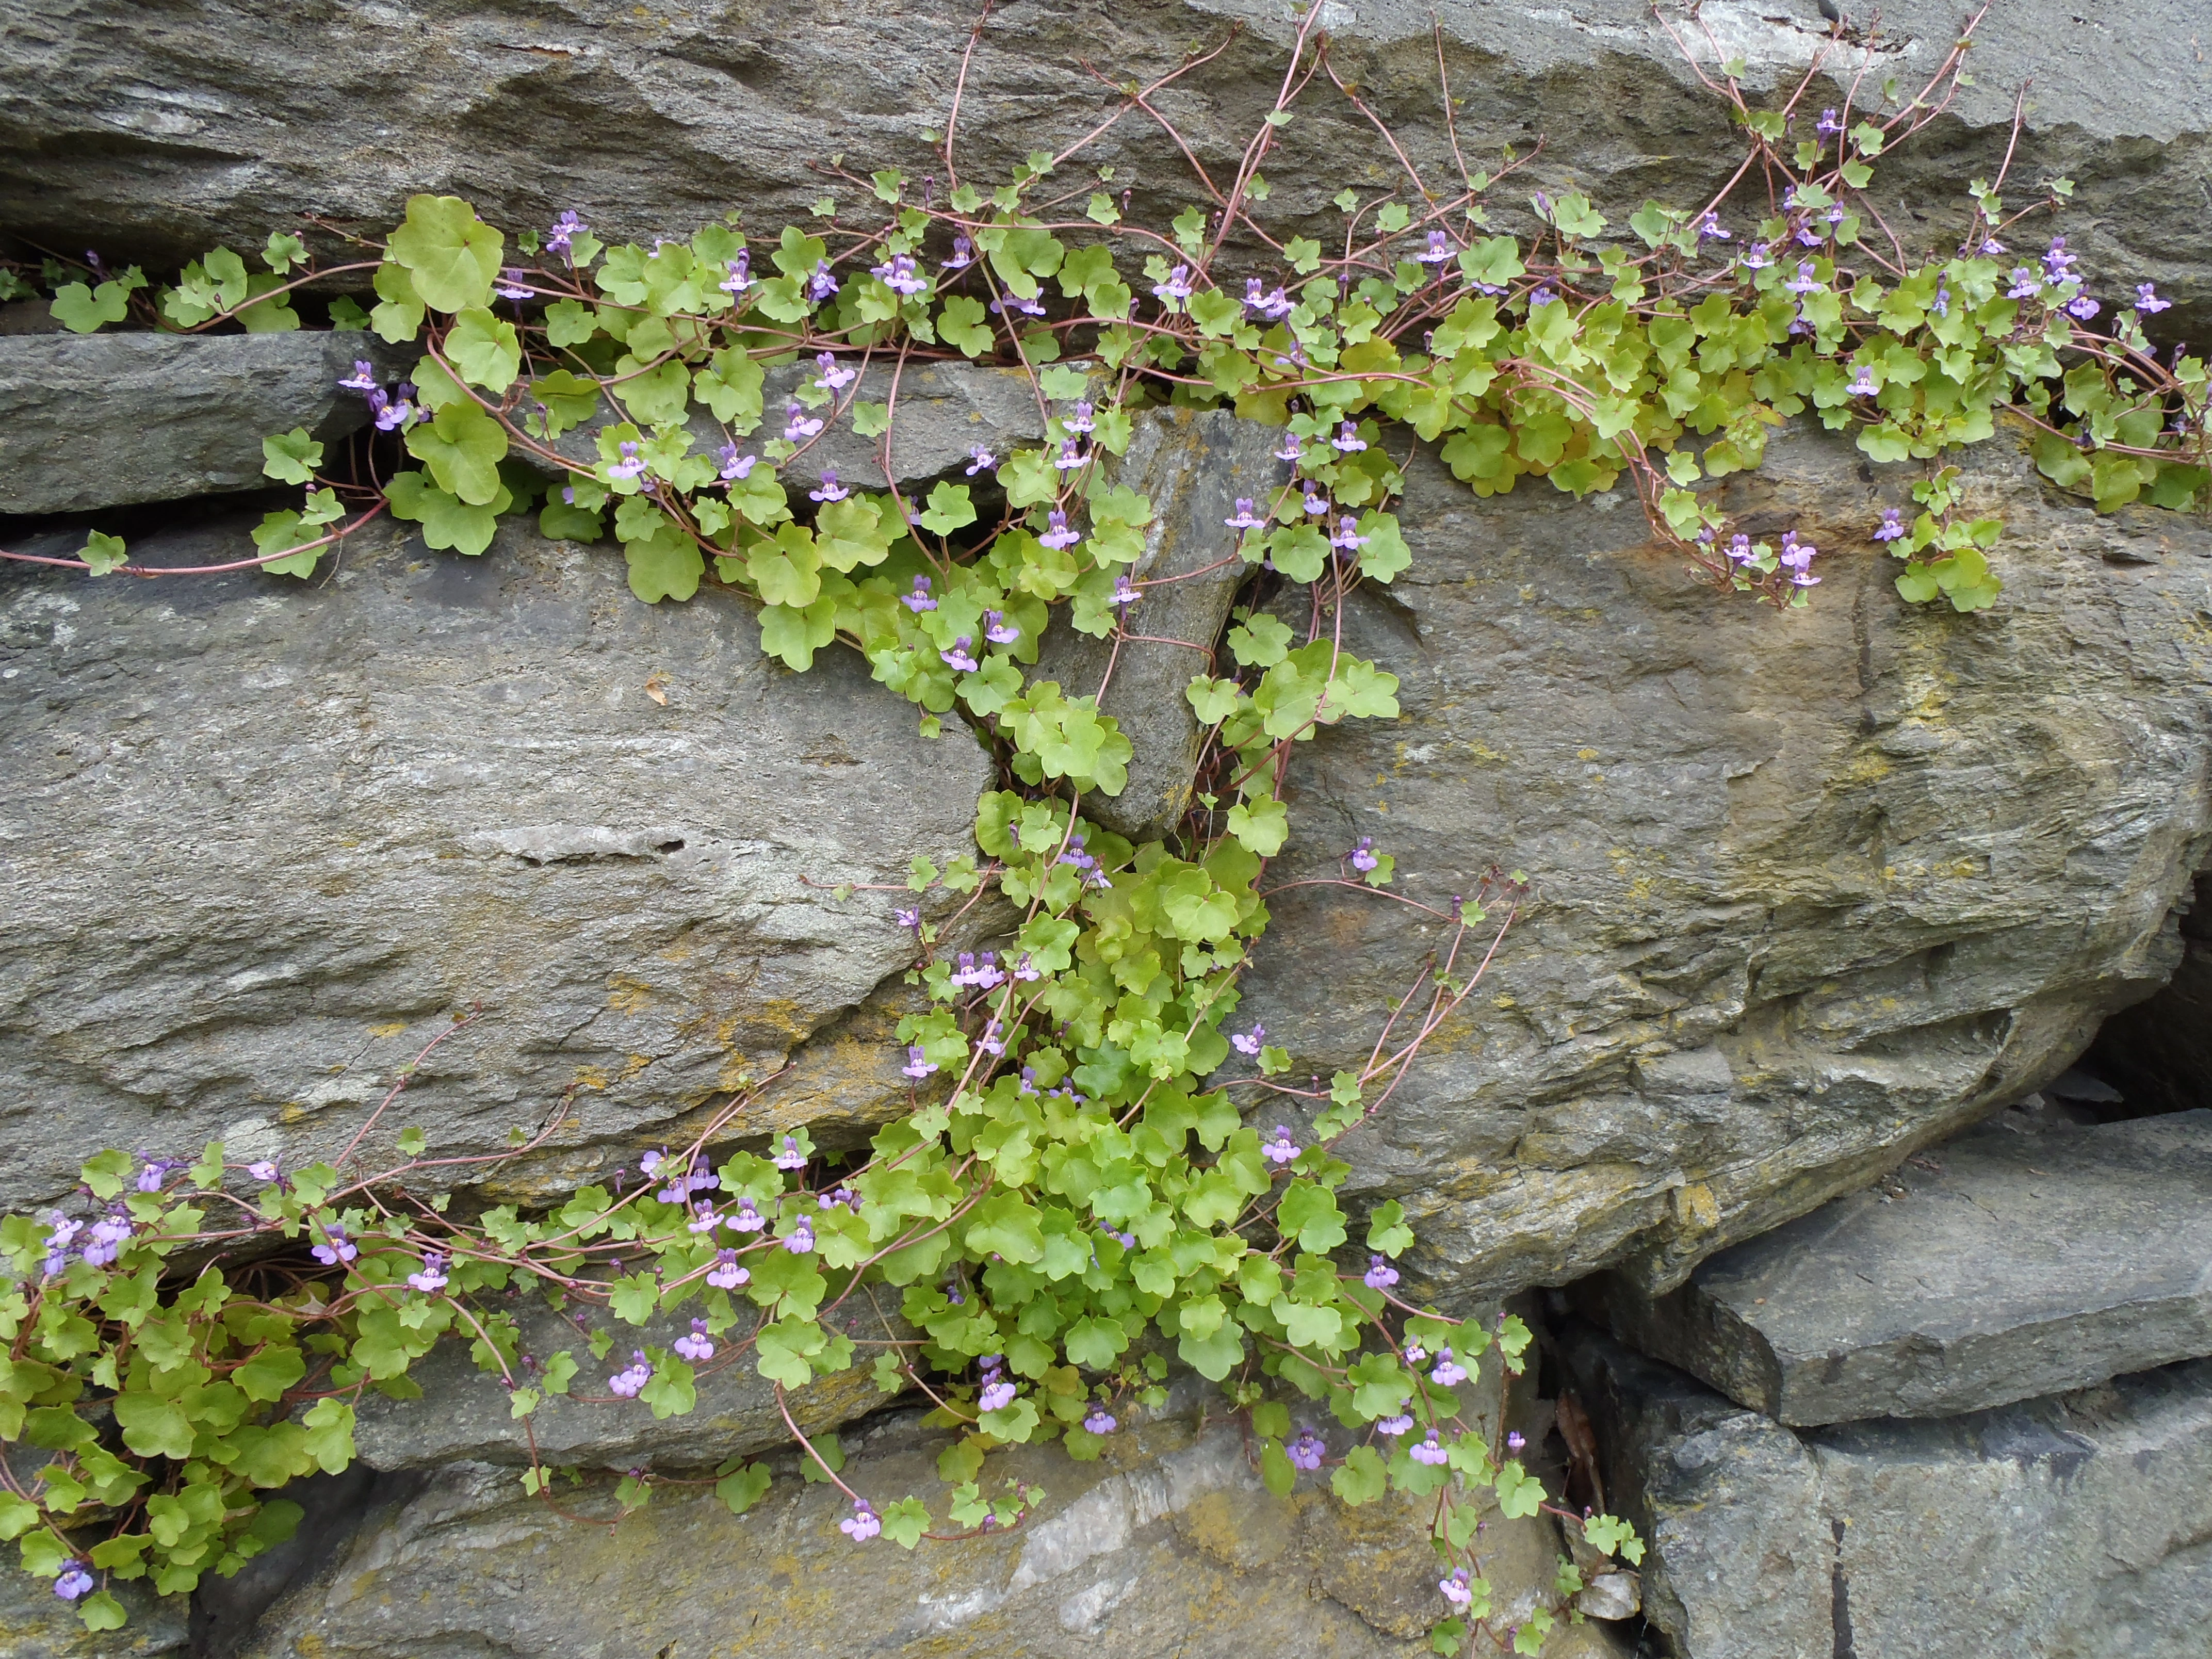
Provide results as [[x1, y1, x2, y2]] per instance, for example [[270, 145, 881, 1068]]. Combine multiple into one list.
[[1331, 1443, 1387, 1504], [112, 1391, 194, 1460], [446, 307, 523, 391], [715, 1462, 772, 1515], [1226, 792, 1288, 855], [234, 1343, 306, 1403], [1493, 1457, 1545, 1519], [301, 1398, 356, 1474], [262, 427, 323, 484], [385, 470, 508, 557], [77, 1591, 127, 1632], [1277, 1182, 1347, 1252], [51, 280, 129, 333], [938, 295, 994, 357], [387, 194, 504, 312], [80, 531, 129, 576], [404, 399, 509, 505]]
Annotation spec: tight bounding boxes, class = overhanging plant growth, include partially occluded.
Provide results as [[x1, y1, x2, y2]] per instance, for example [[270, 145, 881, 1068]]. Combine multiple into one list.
[[2, 3, 2205, 1650]]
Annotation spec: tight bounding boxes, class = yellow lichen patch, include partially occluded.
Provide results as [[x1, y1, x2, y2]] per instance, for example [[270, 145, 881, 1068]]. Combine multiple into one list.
[[369, 1021, 409, 1038], [1673, 1181, 1720, 1230], [605, 974, 654, 1014]]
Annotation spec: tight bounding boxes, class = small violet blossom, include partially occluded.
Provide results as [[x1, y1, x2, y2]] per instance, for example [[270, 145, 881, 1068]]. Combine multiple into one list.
[[1848, 364, 1879, 397], [2066, 292, 2101, 321], [984, 609, 1020, 645], [407, 1251, 449, 1293], [1377, 1403, 1414, 1437], [810, 468, 850, 503], [814, 350, 857, 392], [784, 402, 824, 442], [312, 1223, 357, 1267], [1083, 1404, 1118, 1434], [339, 360, 380, 393], [1364, 1254, 1400, 1290], [54, 1563, 95, 1602], [608, 441, 647, 481], [940, 636, 981, 673], [979, 1379, 1017, 1413], [730, 1198, 767, 1234], [1697, 211, 1730, 242], [1430, 1346, 1468, 1387], [1439, 1568, 1474, 1609], [1065, 400, 1096, 435], [2136, 283, 2171, 314], [707, 1248, 749, 1289], [942, 235, 975, 271], [965, 445, 996, 475], [840, 1500, 881, 1541], [1225, 497, 1265, 531], [1506, 1430, 1527, 1453], [1230, 1024, 1266, 1056], [1039, 510, 1081, 551], [1410, 1430, 1450, 1466], [717, 444, 758, 482], [1874, 507, 1908, 543], [1053, 437, 1086, 472], [720, 251, 753, 295], [687, 1201, 722, 1235], [903, 574, 937, 612], [1288, 1427, 1326, 1471], [774, 1135, 808, 1171], [1151, 263, 1195, 308], [1785, 261, 1823, 296], [1302, 484, 1329, 517], [609, 1351, 652, 1398], [1332, 420, 1367, 453], [247, 1160, 281, 1183], [784, 1218, 816, 1255], [1415, 229, 1455, 265], [873, 252, 928, 296], [1261, 1125, 1301, 1166], [495, 268, 531, 300], [546, 210, 588, 256], [807, 261, 839, 301], [674, 1319, 714, 1362], [1274, 430, 1303, 462], [1349, 837, 1379, 872]]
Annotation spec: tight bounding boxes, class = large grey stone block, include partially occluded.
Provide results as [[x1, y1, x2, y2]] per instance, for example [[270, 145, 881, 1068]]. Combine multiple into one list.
[[1583, 1110, 2212, 1424]]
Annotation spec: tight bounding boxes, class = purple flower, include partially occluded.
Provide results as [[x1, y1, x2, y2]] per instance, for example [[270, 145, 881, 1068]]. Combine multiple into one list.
[[53, 1563, 94, 1602], [785, 1218, 816, 1255], [1038, 510, 1081, 551], [774, 1135, 808, 1171], [1979, 237, 2006, 256], [873, 252, 929, 296], [1262, 1125, 1301, 1166], [674, 1318, 714, 1362], [1874, 507, 1907, 543], [719, 446, 758, 482], [311, 1222, 357, 1266], [1052, 437, 1086, 474], [1012, 953, 1042, 982], [783, 402, 824, 443], [608, 441, 647, 481], [546, 210, 588, 256], [2135, 283, 2171, 314], [1409, 1430, 1449, 1466], [2044, 237, 2077, 280], [338, 360, 379, 394], [1364, 1254, 1399, 1290], [1331, 421, 1368, 454], [407, 1251, 449, 1293], [2007, 267, 2043, 300], [810, 468, 850, 503], [942, 235, 975, 271], [978, 1020, 1006, 1056], [840, 1499, 881, 1541], [1248, 283, 1293, 320], [1225, 497, 1265, 531], [1111, 573, 1140, 609], [814, 351, 857, 393], [1288, 1427, 1326, 1471], [1726, 533, 1756, 566], [1414, 228, 1454, 265], [687, 1201, 722, 1234], [1697, 211, 1730, 242], [1302, 484, 1329, 517], [1526, 285, 1558, 308], [1376, 1404, 1414, 1437], [730, 1198, 767, 1233], [940, 636, 981, 673], [807, 262, 839, 302], [80, 1210, 131, 1268], [1430, 1346, 1468, 1387], [1815, 107, 1844, 137], [990, 290, 1047, 318], [1330, 513, 1371, 556], [1742, 241, 1774, 272], [609, 1351, 652, 1397], [1019, 1066, 1040, 1096], [903, 574, 937, 612], [1065, 400, 1096, 435], [1151, 263, 1195, 309], [1848, 364, 1878, 396], [720, 252, 754, 295], [1777, 529, 1816, 574], [984, 609, 1020, 646], [707, 1248, 750, 1290], [979, 1379, 1016, 1413], [965, 445, 996, 476], [1083, 1404, 1119, 1434], [495, 268, 531, 300], [1931, 281, 1951, 318], [2066, 293, 2101, 321], [1349, 837, 1379, 872], [136, 1160, 172, 1194], [1230, 1024, 1265, 1056], [1274, 430, 1304, 462], [1439, 1567, 1473, 1609], [1506, 1430, 1527, 1453], [1785, 261, 1822, 296]]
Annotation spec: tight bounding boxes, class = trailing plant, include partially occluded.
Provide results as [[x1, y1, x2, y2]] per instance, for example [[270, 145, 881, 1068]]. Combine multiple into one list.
[[2, 3, 2205, 1650]]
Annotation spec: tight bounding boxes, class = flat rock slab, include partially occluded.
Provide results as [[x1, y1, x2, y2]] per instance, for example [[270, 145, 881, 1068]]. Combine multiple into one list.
[[0, 332, 404, 515], [1559, 1323, 2212, 1659], [0, 515, 992, 1211], [1585, 1110, 2212, 1424]]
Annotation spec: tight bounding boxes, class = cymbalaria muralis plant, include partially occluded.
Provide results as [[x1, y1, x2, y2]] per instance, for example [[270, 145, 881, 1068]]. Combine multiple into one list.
[[2, 3, 2206, 1649]]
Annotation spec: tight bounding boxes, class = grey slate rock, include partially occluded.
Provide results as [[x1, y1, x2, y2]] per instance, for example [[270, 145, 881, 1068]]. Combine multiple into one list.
[[0, 513, 993, 1212], [2089, 869, 2212, 1117], [352, 1296, 910, 1471], [0, 1568, 186, 1659], [0, 331, 404, 515], [1034, 405, 1280, 842], [1226, 422, 2212, 1307], [1560, 1322, 2212, 1659], [1582, 1110, 2212, 1424]]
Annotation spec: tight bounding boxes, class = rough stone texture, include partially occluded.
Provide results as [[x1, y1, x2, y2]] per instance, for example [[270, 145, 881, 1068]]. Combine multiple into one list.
[[2091, 869, 2212, 1118], [1036, 404, 1281, 841], [0, 332, 403, 516], [241, 1378, 1602, 1659], [0, 1569, 186, 1659], [530, 359, 1055, 494], [353, 1296, 910, 1471], [6, 2, 2206, 339], [1581, 1110, 2212, 1425], [1562, 1322, 2212, 1659], [1232, 424, 2212, 1306], [0, 512, 994, 1212]]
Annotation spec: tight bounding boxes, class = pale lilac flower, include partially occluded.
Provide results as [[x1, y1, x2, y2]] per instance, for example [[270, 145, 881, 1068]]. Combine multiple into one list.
[[338, 360, 379, 393], [1526, 285, 1558, 308], [1410, 1429, 1449, 1466], [774, 1135, 808, 1171], [874, 252, 928, 296], [783, 402, 824, 442], [1019, 1066, 1040, 1096], [2136, 283, 2171, 314], [608, 441, 647, 481], [312, 1223, 357, 1266], [1403, 1341, 1428, 1365], [1261, 1125, 1301, 1166], [1038, 510, 1081, 551], [1331, 515, 1367, 552], [707, 1248, 749, 1289], [978, 1020, 1006, 1056], [247, 1160, 280, 1183], [1430, 1346, 1468, 1387], [720, 251, 754, 295], [785, 1218, 815, 1254], [1012, 953, 1043, 982], [1083, 1404, 1118, 1434], [2044, 237, 2078, 281], [1785, 261, 1822, 296], [807, 261, 839, 301], [1848, 364, 1878, 396], [840, 1499, 881, 1541], [496, 268, 531, 300], [1364, 1254, 1399, 1290], [1931, 281, 1951, 318], [965, 445, 996, 475], [1874, 507, 1907, 543], [1349, 837, 1379, 872], [1151, 263, 1195, 309], [730, 1198, 767, 1233], [687, 1201, 722, 1235], [1230, 1024, 1266, 1057], [1697, 211, 1730, 242], [810, 468, 850, 502], [1726, 533, 1756, 566], [1815, 108, 1844, 138], [990, 290, 1046, 318], [979, 1379, 1016, 1413], [1376, 1403, 1414, 1437], [719, 447, 757, 482], [608, 1351, 652, 1397], [1050, 436, 1087, 474], [1065, 400, 1096, 435], [942, 235, 975, 271], [53, 1563, 94, 1602], [1414, 228, 1454, 265], [941, 636, 981, 673], [1979, 237, 2006, 256], [81, 1210, 131, 1268], [1302, 484, 1329, 517], [1250, 283, 1293, 320], [1288, 1427, 1326, 1471], [2007, 267, 2043, 300], [546, 210, 588, 256], [1225, 497, 1265, 530], [1112, 573, 1139, 608], [1439, 1567, 1473, 1609], [814, 351, 857, 392], [2066, 293, 2101, 321], [984, 609, 1020, 645], [1742, 241, 1774, 271], [674, 1318, 714, 1362], [407, 1251, 449, 1293], [1331, 421, 1368, 453], [903, 575, 937, 612], [1506, 1430, 1527, 1453], [1274, 430, 1303, 462], [136, 1160, 172, 1194]]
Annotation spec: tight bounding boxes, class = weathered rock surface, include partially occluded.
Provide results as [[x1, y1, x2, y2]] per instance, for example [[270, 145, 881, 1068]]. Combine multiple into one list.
[[1561, 1324, 2212, 1659], [1582, 1110, 2212, 1424], [2092, 869, 2212, 1118], [0, 332, 403, 516], [353, 1296, 910, 1471], [1234, 424, 2212, 1306], [7, 3, 2206, 338], [0, 513, 993, 1211], [0, 1568, 185, 1659], [1037, 404, 1280, 841]]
